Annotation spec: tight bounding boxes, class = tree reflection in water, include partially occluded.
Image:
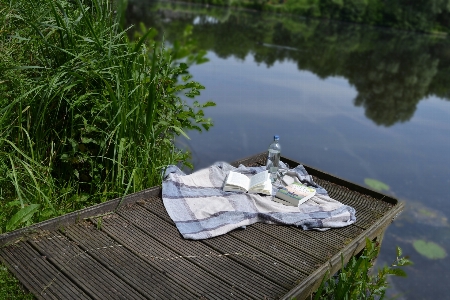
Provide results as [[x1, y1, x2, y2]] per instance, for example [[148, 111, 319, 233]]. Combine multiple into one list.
[[126, 1, 450, 127]]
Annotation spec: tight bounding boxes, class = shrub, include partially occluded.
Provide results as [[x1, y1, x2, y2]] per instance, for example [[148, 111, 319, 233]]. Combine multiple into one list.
[[313, 238, 413, 299]]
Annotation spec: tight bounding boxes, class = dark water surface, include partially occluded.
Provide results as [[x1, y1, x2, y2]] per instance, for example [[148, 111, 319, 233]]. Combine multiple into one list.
[[128, 1, 450, 298]]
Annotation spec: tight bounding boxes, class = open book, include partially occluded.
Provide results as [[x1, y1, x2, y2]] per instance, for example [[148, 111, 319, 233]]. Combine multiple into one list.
[[274, 182, 316, 206], [223, 170, 272, 195]]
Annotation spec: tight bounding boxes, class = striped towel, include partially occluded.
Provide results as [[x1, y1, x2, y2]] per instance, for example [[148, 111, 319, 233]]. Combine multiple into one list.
[[162, 162, 356, 240]]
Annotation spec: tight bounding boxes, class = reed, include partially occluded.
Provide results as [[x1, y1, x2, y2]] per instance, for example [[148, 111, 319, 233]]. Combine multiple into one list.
[[0, 0, 214, 233]]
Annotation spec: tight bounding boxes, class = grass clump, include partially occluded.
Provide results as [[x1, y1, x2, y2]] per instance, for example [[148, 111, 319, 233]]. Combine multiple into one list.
[[0, 0, 214, 233]]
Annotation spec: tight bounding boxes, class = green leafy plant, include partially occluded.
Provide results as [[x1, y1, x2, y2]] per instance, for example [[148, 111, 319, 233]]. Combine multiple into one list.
[[313, 238, 412, 299], [0, 0, 215, 232]]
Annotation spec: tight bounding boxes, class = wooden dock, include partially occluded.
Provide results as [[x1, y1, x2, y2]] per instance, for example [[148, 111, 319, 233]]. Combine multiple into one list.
[[0, 153, 404, 299]]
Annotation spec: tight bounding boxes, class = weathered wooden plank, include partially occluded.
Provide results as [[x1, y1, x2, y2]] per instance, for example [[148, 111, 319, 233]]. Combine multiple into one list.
[[298, 228, 352, 249], [0, 187, 161, 248], [63, 222, 197, 299], [28, 232, 146, 300], [229, 226, 323, 275], [320, 179, 393, 212], [251, 223, 339, 261], [202, 234, 305, 289], [327, 224, 365, 239], [280, 201, 404, 300], [98, 213, 250, 299], [229, 152, 266, 168], [116, 204, 288, 299], [1, 242, 90, 300], [0, 153, 404, 300], [337, 196, 387, 230], [141, 197, 307, 289]]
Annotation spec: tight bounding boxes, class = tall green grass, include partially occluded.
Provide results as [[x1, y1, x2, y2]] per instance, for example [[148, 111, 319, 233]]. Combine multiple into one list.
[[0, 0, 214, 233]]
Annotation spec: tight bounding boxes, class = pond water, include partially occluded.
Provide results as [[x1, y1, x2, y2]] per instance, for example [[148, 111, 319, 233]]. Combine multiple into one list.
[[127, 1, 450, 298]]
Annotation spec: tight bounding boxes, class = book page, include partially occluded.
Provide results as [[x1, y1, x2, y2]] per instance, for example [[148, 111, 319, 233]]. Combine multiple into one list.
[[248, 179, 272, 195], [248, 170, 269, 188], [224, 171, 250, 190]]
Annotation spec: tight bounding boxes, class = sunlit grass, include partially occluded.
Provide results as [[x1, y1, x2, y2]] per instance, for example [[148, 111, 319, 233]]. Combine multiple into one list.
[[0, 0, 213, 233]]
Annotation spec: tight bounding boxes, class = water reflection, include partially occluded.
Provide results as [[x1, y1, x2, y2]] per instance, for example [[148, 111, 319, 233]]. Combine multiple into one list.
[[127, 0, 450, 127]]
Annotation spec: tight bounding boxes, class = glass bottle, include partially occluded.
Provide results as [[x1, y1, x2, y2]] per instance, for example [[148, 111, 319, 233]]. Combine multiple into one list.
[[266, 135, 281, 183]]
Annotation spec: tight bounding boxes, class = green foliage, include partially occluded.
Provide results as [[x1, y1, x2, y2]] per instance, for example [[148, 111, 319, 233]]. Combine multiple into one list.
[[313, 238, 412, 299], [0, 0, 215, 232], [285, 0, 321, 17], [412, 240, 447, 260], [177, 0, 450, 33], [0, 263, 34, 300], [6, 204, 40, 231]]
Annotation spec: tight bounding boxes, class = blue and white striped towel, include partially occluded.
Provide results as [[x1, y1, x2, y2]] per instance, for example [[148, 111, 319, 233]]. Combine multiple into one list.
[[162, 161, 356, 240]]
